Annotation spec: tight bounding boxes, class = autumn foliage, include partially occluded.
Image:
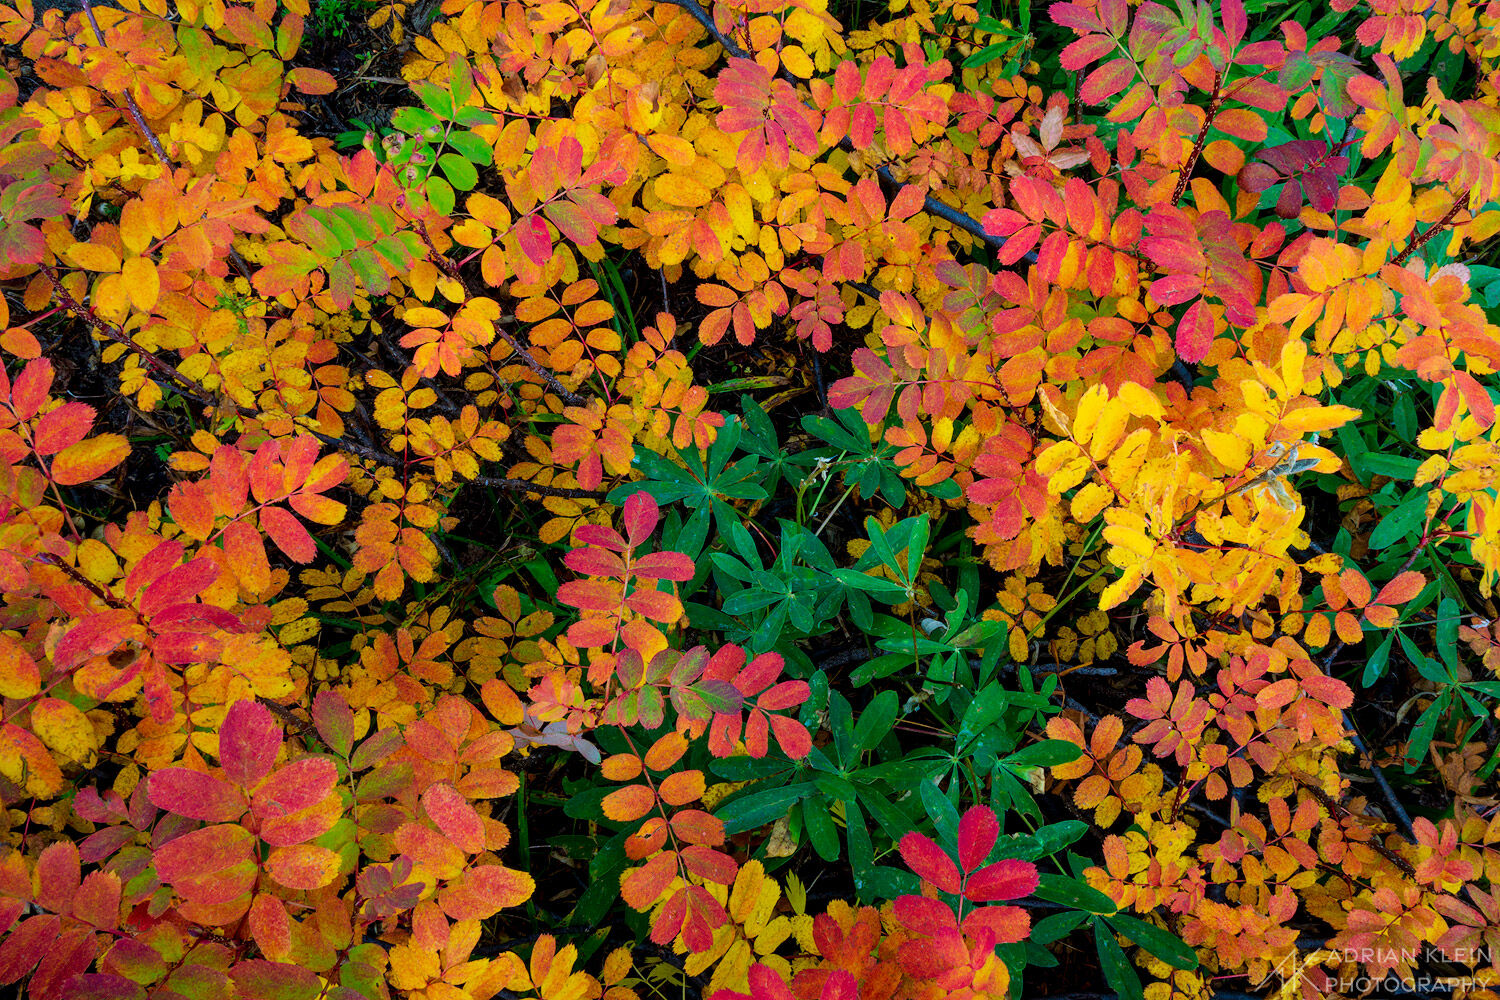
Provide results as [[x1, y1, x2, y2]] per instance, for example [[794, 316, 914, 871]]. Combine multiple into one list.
[[0, 0, 1498, 995]]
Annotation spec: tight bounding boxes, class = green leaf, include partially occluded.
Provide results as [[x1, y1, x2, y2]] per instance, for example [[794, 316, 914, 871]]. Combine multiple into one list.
[[438, 152, 479, 191], [718, 782, 812, 834], [801, 801, 841, 861], [854, 690, 898, 754], [424, 175, 455, 216], [1106, 913, 1198, 970], [1004, 739, 1083, 769], [918, 777, 960, 847], [1095, 921, 1145, 1000], [1034, 873, 1118, 914], [1369, 488, 1429, 550]]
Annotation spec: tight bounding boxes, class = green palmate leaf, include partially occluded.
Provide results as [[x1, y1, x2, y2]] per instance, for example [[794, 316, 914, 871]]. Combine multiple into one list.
[[718, 781, 811, 833]]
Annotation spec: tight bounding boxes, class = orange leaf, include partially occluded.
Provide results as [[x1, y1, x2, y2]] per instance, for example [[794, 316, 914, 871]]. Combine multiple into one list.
[[603, 784, 656, 822], [265, 844, 340, 890], [658, 770, 705, 806], [620, 852, 675, 910], [50, 433, 129, 485], [1374, 570, 1425, 606]]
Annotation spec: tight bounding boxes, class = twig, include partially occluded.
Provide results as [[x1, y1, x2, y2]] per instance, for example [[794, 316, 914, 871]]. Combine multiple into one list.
[[1392, 196, 1464, 267], [472, 475, 607, 500]]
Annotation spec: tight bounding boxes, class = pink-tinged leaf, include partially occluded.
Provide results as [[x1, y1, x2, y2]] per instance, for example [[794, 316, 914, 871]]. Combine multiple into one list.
[[893, 894, 958, 936], [138, 557, 219, 617], [260, 505, 316, 562], [252, 757, 338, 819], [898, 832, 961, 893], [564, 546, 627, 577], [259, 789, 340, 847], [621, 491, 660, 546], [153, 824, 256, 900], [147, 768, 246, 822], [822, 970, 859, 1000], [518, 214, 552, 265], [35, 841, 80, 914], [957, 806, 999, 872], [1175, 299, 1215, 364], [72, 871, 122, 932], [1300, 674, 1353, 709], [1050, 2, 1104, 33], [423, 782, 486, 854], [557, 579, 622, 611], [230, 960, 323, 1000], [962, 905, 1031, 949], [963, 858, 1040, 902], [631, 551, 695, 581], [0, 914, 61, 986], [265, 844, 341, 891], [1150, 274, 1204, 306], [1059, 33, 1116, 70], [312, 689, 354, 758], [219, 700, 283, 789], [1079, 58, 1134, 104], [56, 974, 143, 1000], [680, 845, 737, 884]]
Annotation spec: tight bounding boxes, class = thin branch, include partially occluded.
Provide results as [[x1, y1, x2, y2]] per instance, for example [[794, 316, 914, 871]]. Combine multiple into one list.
[[1392, 196, 1464, 267], [471, 475, 607, 500]]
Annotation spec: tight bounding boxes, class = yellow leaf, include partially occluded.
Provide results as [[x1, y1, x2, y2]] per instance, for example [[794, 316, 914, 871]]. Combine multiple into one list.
[[122, 256, 160, 312], [1070, 482, 1113, 522], [1202, 429, 1250, 471], [389, 943, 441, 990], [1073, 384, 1108, 447], [64, 242, 121, 272], [1280, 405, 1360, 433], [0, 634, 40, 699], [649, 135, 696, 167], [1115, 381, 1162, 420], [30, 697, 98, 766], [654, 173, 713, 209], [1089, 404, 1128, 461]]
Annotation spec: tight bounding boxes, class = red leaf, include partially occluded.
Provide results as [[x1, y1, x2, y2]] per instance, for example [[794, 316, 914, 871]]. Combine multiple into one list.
[[631, 551, 695, 581], [219, 700, 283, 789], [621, 852, 676, 910], [423, 782, 486, 854], [893, 895, 957, 936], [152, 824, 256, 903], [621, 491, 659, 546], [962, 904, 1031, 945], [518, 214, 552, 265], [260, 505, 317, 563], [1175, 299, 1215, 364], [963, 858, 1040, 902], [1079, 58, 1133, 104], [252, 757, 338, 819], [898, 832, 961, 893], [147, 768, 246, 822], [957, 805, 999, 872]]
